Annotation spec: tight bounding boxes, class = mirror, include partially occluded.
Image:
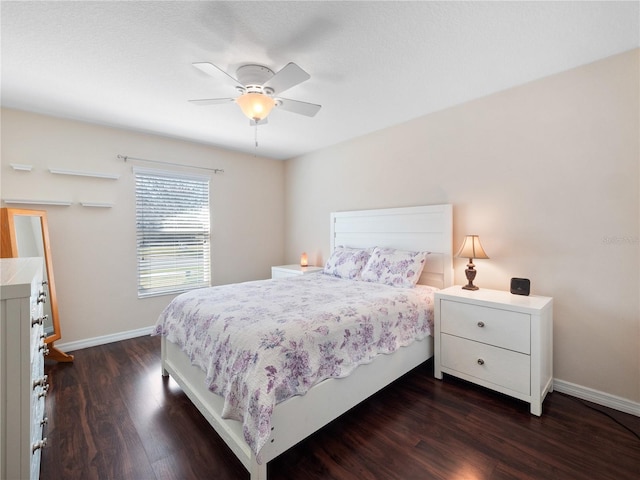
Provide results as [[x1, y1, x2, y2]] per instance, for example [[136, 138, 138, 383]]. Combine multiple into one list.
[[1, 207, 74, 362]]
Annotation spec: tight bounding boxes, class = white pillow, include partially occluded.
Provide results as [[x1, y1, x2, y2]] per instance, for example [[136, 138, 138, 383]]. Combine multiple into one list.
[[360, 247, 428, 287], [323, 247, 372, 280]]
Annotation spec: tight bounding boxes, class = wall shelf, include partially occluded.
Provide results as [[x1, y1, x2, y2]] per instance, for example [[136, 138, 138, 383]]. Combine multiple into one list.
[[49, 168, 120, 180], [10, 164, 33, 172], [80, 202, 114, 208], [3, 199, 72, 207]]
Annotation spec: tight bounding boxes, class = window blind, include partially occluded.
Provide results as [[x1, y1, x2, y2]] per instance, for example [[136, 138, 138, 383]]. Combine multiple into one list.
[[134, 168, 211, 298]]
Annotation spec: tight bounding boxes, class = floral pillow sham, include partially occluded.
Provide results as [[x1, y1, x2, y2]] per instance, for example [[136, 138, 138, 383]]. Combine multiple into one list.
[[360, 247, 428, 288], [323, 246, 372, 280]]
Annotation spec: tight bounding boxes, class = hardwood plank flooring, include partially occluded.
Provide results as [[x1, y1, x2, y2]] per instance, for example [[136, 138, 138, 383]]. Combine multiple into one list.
[[42, 335, 640, 479]]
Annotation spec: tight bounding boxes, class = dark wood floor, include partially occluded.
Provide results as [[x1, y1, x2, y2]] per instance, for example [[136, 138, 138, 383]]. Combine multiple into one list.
[[42, 335, 639, 480]]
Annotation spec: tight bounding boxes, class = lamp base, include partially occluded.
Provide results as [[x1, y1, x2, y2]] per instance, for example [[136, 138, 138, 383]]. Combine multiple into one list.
[[463, 265, 479, 290]]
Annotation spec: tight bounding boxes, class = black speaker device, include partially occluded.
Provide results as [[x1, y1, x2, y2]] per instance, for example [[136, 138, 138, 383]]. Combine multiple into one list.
[[510, 278, 530, 296]]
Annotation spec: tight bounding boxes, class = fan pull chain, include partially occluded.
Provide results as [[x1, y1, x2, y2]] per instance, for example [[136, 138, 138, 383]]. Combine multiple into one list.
[[255, 122, 259, 149]]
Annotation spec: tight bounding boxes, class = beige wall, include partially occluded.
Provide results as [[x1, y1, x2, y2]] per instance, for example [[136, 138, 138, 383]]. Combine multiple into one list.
[[1, 109, 285, 344], [284, 49, 640, 403], [1, 49, 637, 406]]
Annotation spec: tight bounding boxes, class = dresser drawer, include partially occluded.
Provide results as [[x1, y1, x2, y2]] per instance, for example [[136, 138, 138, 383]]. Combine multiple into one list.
[[440, 333, 531, 395], [440, 299, 531, 354]]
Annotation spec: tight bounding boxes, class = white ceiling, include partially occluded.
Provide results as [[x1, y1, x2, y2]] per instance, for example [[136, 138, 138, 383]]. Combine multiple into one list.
[[2, 1, 638, 160]]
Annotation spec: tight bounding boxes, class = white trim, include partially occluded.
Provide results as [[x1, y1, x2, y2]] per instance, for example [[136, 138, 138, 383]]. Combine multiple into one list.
[[55, 326, 154, 353], [554, 378, 640, 417]]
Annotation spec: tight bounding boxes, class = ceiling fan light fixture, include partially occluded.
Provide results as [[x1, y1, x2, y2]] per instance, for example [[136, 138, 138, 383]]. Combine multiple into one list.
[[236, 92, 275, 121]]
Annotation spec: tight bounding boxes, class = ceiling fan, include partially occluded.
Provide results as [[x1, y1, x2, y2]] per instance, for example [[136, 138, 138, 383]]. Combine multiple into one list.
[[189, 62, 322, 124]]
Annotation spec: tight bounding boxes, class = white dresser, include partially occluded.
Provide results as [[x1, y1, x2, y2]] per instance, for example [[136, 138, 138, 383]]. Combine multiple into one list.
[[271, 264, 323, 279], [434, 286, 553, 415], [1, 257, 48, 480]]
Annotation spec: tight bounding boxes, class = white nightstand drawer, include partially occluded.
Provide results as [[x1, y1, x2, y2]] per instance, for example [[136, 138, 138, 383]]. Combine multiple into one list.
[[441, 299, 530, 354], [441, 333, 531, 395]]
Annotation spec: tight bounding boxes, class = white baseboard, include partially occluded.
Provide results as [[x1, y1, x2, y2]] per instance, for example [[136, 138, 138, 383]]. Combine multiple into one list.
[[55, 326, 155, 352], [554, 378, 640, 417], [54, 331, 640, 419]]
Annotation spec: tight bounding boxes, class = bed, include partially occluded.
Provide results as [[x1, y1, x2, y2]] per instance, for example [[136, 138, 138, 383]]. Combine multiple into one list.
[[157, 204, 453, 479]]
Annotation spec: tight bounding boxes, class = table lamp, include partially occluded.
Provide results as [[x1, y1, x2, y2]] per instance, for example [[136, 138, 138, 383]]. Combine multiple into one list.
[[455, 235, 489, 290]]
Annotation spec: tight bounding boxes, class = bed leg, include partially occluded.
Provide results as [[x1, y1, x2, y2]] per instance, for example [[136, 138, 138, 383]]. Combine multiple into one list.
[[160, 336, 169, 377], [249, 456, 267, 480]]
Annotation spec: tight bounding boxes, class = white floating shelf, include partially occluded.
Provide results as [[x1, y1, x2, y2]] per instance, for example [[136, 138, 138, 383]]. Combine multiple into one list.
[[49, 168, 120, 180], [10, 163, 33, 171], [80, 202, 114, 208], [3, 199, 72, 206]]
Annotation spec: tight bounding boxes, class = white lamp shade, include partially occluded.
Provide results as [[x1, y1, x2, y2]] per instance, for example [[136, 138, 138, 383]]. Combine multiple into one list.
[[456, 235, 489, 259]]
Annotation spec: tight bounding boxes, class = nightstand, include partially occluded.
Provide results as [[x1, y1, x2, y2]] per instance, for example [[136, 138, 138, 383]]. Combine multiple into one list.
[[434, 286, 553, 415], [271, 264, 323, 279]]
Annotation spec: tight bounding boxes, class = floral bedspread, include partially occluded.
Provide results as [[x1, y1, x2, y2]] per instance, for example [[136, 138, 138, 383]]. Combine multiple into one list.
[[154, 273, 437, 457]]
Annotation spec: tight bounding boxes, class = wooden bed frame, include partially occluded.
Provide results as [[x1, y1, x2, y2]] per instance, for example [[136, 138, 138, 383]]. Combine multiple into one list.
[[160, 204, 453, 479]]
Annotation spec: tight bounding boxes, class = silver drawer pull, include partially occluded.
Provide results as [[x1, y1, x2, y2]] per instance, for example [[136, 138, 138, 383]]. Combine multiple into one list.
[[31, 315, 47, 327], [40, 417, 49, 427], [477, 358, 485, 365], [37, 291, 47, 304], [32, 438, 47, 453], [477, 321, 485, 328], [38, 385, 49, 399], [33, 375, 48, 389]]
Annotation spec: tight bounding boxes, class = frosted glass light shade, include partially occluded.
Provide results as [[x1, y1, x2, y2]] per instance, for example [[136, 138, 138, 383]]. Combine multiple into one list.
[[236, 93, 275, 121]]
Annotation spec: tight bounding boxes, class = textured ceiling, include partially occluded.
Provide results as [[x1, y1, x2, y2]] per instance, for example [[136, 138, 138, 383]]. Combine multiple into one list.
[[2, 1, 639, 160]]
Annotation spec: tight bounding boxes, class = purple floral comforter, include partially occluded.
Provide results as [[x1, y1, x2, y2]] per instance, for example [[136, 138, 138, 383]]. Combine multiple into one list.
[[154, 273, 437, 457]]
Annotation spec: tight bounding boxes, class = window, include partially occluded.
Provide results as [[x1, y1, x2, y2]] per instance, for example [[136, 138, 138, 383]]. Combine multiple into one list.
[[134, 167, 211, 297]]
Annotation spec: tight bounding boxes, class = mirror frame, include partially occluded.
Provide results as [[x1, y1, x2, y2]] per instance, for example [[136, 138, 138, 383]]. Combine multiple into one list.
[[1, 207, 62, 344]]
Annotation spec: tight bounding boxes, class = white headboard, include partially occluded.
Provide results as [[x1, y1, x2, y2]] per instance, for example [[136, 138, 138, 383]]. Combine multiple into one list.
[[330, 204, 453, 289]]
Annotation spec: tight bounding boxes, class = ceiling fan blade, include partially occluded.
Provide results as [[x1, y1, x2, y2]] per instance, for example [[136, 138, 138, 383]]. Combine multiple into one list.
[[188, 98, 236, 106], [192, 62, 244, 89], [276, 97, 321, 117], [263, 62, 310, 95]]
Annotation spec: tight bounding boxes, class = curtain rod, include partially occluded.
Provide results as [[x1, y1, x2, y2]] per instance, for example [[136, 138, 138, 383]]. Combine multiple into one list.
[[117, 154, 224, 174]]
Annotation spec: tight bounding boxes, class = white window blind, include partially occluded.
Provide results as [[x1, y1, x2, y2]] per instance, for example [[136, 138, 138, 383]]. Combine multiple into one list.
[[134, 168, 211, 298]]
